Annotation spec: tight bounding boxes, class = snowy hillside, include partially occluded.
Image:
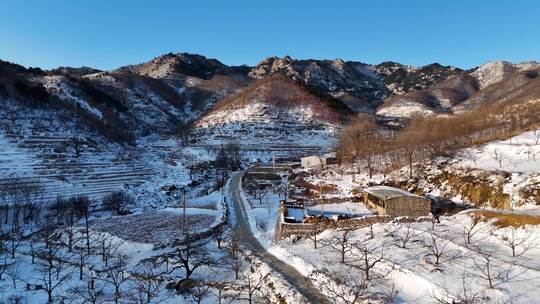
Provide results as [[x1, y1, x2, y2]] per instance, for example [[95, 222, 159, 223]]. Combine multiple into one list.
[[456, 129, 540, 173], [380, 128, 540, 210], [376, 61, 540, 120], [471, 61, 539, 89], [195, 101, 339, 147], [192, 77, 342, 152]]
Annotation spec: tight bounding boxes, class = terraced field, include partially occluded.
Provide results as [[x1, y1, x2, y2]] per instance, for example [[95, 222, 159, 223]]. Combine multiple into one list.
[[0, 133, 156, 203]]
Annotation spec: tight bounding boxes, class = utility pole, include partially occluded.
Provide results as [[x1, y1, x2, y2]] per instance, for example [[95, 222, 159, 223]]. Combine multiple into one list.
[[181, 188, 187, 236], [319, 184, 325, 218], [221, 168, 227, 204]]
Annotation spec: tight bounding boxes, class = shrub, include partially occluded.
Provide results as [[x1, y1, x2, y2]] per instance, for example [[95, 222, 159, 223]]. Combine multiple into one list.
[[76, 79, 127, 112], [14, 81, 50, 101], [102, 191, 134, 215], [525, 70, 538, 79]]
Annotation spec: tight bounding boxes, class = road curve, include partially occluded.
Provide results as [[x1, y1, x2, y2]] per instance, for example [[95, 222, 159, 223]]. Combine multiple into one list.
[[229, 172, 329, 304]]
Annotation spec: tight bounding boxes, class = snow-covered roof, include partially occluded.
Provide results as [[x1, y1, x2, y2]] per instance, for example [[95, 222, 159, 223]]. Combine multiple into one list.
[[307, 202, 373, 217], [364, 185, 419, 200], [300, 152, 336, 160]]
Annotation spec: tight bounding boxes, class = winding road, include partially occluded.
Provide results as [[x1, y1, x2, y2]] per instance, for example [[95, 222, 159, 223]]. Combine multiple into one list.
[[229, 172, 329, 304]]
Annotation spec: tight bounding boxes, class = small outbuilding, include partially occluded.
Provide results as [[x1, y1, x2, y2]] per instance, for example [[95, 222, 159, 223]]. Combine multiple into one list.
[[364, 186, 431, 218], [300, 153, 338, 169]]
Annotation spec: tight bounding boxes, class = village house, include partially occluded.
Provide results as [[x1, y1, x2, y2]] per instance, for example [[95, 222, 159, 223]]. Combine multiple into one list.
[[300, 152, 338, 169], [364, 186, 431, 218]]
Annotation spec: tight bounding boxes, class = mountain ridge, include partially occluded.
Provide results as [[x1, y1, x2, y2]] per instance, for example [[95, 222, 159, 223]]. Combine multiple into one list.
[[1, 54, 539, 146]]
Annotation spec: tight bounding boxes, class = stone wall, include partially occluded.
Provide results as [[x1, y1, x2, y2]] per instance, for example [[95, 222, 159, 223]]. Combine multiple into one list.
[[278, 214, 392, 238], [277, 200, 435, 239], [385, 196, 431, 218]]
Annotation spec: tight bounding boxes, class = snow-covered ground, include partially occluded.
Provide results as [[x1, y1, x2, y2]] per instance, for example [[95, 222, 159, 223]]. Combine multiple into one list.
[[237, 127, 540, 303], [377, 99, 436, 119], [283, 212, 540, 303], [456, 129, 540, 173], [193, 100, 340, 148], [306, 202, 374, 218]]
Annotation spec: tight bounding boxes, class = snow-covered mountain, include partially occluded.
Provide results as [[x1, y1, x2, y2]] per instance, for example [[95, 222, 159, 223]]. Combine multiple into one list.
[[192, 76, 342, 148], [377, 61, 540, 119], [250, 56, 462, 112], [3, 53, 540, 147]]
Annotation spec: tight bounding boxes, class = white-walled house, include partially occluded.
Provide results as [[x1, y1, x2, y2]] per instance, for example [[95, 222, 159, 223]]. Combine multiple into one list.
[[300, 153, 337, 169]]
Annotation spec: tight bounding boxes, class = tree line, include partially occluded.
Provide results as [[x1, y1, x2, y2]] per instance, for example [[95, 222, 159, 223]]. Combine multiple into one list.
[[338, 98, 540, 178]]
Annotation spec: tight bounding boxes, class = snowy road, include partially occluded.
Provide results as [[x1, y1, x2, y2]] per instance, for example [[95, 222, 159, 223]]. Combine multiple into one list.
[[229, 172, 329, 304]]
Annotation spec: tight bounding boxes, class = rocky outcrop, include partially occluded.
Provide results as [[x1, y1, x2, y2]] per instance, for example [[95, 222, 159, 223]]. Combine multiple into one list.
[[249, 56, 462, 113], [118, 53, 250, 79], [388, 159, 512, 209]]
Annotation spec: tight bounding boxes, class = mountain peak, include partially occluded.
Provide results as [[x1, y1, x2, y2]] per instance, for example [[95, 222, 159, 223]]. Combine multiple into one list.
[[117, 52, 239, 79]]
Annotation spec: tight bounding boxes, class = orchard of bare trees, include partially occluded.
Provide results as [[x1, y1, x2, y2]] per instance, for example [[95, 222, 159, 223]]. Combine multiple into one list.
[[338, 98, 540, 179]]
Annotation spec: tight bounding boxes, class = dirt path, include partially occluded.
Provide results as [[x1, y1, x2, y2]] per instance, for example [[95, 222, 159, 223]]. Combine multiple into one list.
[[229, 172, 329, 304]]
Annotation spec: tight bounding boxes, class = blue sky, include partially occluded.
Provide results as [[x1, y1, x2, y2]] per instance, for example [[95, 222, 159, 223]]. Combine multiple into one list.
[[1, 0, 539, 70]]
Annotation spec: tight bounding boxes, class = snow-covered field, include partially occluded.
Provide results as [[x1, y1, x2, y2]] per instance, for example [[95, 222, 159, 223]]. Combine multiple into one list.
[[284, 212, 540, 303], [456, 129, 540, 173], [243, 171, 540, 303]]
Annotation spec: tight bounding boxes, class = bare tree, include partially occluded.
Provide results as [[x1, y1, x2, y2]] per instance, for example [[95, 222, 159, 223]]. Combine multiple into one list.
[[237, 256, 270, 304], [50, 196, 68, 225], [10, 185, 24, 230], [351, 239, 387, 281], [0, 181, 12, 225], [97, 233, 120, 267], [263, 197, 274, 218], [243, 175, 270, 207], [167, 224, 214, 291], [102, 255, 128, 304], [471, 249, 515, 289], [0, 254, 12, 280], [208, 280, 232, 304], [5, 228, 22, 259], [69, 272, 106, 304], [212, 225, 229, 250], [271, 178, 291, 201], [460, 215, 484, 247], [497, 227, 534, 257], [6, 294, 25, 304], [59, 224, 82, 253], [72, 195, 92, 255], [312, 269, 369, 304], [129, 264, 164, 304], [74, 242, 91, 280], [402, 141, 418, 179], [102, 191, 134, 215], [6, 258, 20, 288], [424, 229, 452, 266], [189, 276, 212, 304], [431, 271, 488, 304], [37, 244, 71, 303], [305, 226, 323, 250], [491, 148, 505, 169], [17, 179, 43, 226], [225, 234, 244, 280], [214, 141, 242, 171], [29, 235, 39, 264], [327, 229, 353, 263], [392, 222, 423, 249]]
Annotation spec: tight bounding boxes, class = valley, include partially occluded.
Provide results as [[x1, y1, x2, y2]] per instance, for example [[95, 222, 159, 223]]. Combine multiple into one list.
[[0, 53, 540, 303]]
